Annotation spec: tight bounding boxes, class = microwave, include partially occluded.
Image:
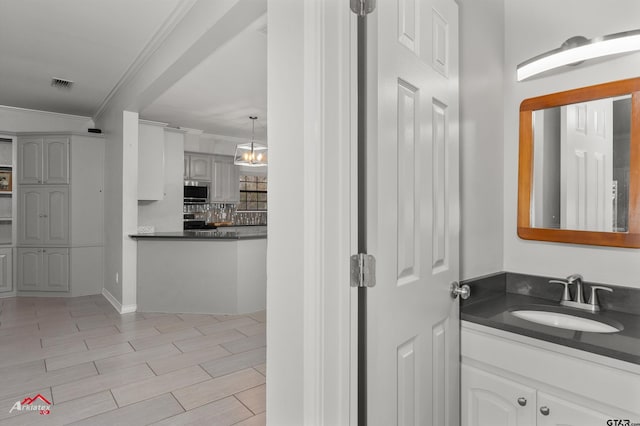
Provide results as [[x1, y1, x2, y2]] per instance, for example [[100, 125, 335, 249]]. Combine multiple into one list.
[[184, 181, 209, 204]]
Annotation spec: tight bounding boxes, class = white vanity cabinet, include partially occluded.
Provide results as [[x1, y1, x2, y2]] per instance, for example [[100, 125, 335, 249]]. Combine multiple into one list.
[[461, 322, 640, 426], [462, 364, 536, 426]]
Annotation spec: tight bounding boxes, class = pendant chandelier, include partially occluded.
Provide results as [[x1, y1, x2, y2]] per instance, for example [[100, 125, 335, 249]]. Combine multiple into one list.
[[234, 116, 267, 167]]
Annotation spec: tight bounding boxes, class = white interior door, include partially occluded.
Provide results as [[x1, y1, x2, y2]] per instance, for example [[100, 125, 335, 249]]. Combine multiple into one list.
[[561, 99, 613, 231], [367, 0, 460, 424]]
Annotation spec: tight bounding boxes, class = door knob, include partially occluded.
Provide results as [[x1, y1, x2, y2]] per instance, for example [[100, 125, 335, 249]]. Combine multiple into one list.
[[539, 406, 550, 416], [450, 282, 470, 299], [517, 397, 527, 406]]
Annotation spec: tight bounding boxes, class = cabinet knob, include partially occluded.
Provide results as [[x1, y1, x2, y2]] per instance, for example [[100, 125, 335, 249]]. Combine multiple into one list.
[[539, 406, 550, 416], [517, 397, 527, 406]]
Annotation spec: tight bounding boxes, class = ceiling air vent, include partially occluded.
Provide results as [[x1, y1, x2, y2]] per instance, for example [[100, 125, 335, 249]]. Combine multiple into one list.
[[51, 78, 74, 90]]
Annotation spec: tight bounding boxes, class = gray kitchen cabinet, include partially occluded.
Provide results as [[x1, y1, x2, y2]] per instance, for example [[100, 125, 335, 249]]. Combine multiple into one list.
[[0, 248, 13, 292], [18, 186, 69, 246], [18, 136, 69, 184], [138, 122, 165, 201], [17, 132, 103, 295], [17, 247, 69, 292], [185, 154, 211, 181], [211, 158, 240, 203]]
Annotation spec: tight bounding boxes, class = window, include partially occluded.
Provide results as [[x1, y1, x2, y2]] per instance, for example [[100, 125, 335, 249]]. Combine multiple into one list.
[[238, 175, 267, 211]]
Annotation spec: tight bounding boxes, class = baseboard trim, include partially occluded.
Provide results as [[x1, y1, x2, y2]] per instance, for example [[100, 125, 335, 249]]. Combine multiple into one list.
[[102, 288, 137, 314]]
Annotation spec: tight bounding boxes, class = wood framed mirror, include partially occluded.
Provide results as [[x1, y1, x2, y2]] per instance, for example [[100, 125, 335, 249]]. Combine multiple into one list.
[[518, 77, 640, 248]]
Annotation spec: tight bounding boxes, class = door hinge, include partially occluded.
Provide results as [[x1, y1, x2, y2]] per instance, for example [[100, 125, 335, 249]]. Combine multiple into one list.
[[350, 0, 376, 16], [350, 253, 376, 288]]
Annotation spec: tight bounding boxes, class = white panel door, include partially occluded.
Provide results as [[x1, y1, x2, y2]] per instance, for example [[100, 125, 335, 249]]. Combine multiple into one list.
[[18, 138, 42, 184], [18, 187, 44, 245], [367, 0, 460, 424], [42, 248, 69, 292], [43, 137, 69, 184], [461, 364, 536, 426], [536, 392, 611, 426], [561, 99, 613, 231], [0, 248, 12, 292], [43, 187, 69, 246], [17, 248, 40, 291]]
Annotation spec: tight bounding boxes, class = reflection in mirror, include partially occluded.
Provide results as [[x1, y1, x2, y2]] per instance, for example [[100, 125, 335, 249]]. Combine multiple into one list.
[[531, 96, 631, 232]]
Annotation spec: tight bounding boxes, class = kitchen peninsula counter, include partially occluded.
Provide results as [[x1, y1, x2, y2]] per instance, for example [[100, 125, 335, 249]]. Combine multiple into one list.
[[133, 230, 266, 314]]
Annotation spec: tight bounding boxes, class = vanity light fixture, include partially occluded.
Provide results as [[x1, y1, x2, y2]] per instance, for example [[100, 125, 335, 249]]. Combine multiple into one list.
[[234, 116, 267, 167], [516, 29, 640, 82]]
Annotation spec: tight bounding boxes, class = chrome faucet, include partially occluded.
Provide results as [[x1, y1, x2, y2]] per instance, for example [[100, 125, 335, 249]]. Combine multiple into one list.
[[548, 274, 613, 312]]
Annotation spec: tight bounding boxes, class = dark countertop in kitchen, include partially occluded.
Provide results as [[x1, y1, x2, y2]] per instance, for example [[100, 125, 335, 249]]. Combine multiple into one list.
[[130, 230, 267, 240], [461, 273, 640, 365]]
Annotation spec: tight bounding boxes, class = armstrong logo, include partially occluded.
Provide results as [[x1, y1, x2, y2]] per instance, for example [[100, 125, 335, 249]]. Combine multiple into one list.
[[9, 394, 51, 415]]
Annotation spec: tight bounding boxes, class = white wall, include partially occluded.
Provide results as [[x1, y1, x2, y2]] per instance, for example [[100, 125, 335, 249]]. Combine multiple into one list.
[[459, 0, 505, 280], [138, 128, 184, 232], [503, 0, 640, 287], [0, 105, 93, 133]]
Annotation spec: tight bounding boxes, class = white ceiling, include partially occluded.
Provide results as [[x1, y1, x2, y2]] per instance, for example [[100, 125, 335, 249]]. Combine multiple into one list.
[[0, 0, 267, 141], [0, 0, 182, 117], [140, 17, 268, 140]]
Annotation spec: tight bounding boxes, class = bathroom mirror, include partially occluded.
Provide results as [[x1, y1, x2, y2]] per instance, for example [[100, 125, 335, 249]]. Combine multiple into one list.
[[518, 77, 640, 247]]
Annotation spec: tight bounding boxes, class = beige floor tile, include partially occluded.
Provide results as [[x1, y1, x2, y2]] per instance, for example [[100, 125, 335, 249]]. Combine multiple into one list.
[[41, 325, 119, 348], [0, 391, 116, 426], [248, 311, 267, 323], [0, 362, 97, 401], [172, 368, 265, 411], [84, 326, 160, 349], [148, 344, 231, 375], [93, 343, 180, 374], [52, 363, 155, 403], [235, 384, 266, 414], [0, 340, 88, 370], [129, 327, 202, 351], [254, 363, 266, 377], [152, 396, 252, 426], [233, 412, 267, 426], [0, 323, 39, 339], [115, 315, 184, 333], [0, 360, 46, 386], [111, 365, 211, 407], [155, 315, 220, 334], [174, 329, 246, 353], [221, 333, 266, 354], [37, 321, 81, 337], [0, 337, 42, 357], [236, 322, 266, 337], [196, 317, 259, 335], [68, 393, 184, 426], [200, 347, 266, 378], [45, 342, 133, 371]]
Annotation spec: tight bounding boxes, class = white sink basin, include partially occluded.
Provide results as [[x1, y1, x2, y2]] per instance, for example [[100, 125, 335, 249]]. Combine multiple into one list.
[[510, 310, 622, 333]]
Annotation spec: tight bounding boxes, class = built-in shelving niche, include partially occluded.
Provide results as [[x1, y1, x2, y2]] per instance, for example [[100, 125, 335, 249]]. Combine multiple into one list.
[[0, 138, 13, 245]]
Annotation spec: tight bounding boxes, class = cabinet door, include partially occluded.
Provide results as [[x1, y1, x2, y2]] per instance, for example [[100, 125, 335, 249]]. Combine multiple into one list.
[[184, 155, 190, 180], [462, 364, 536, 426], [189, 155, 211, 180], [18, 187, 44, 245], [0, 248, 12, 292], [17, 248, 41, 291], [42, 248, 69, 292], [537, 392, 612, 426], [43, 137, 69, 184], [210, 162, 223, 202], [43, 187, 69, 245], [18, 138, 43, 184], [138, 124, 164, 200]]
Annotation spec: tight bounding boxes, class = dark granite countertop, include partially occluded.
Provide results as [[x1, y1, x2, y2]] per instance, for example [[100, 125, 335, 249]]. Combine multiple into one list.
[[461, 272, 640, 365], [130, 230, 267, 240]]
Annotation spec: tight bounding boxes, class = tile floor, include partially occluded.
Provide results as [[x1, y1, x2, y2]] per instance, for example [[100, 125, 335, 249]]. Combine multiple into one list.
[[0, 295, 266, 425]]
